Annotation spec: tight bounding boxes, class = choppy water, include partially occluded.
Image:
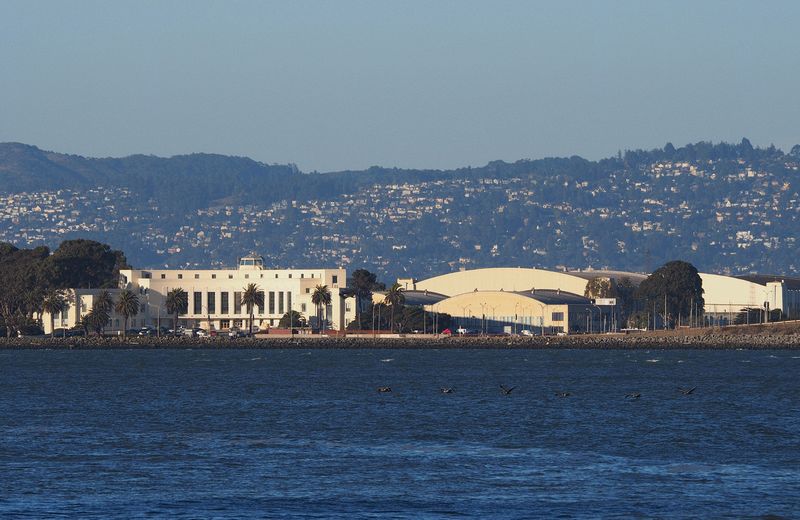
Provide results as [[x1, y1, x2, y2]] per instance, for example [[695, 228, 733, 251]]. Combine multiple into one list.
[[1, 348, 799, 518]]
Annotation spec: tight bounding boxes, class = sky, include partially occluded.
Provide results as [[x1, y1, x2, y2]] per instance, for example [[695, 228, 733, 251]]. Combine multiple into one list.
[[1, 0, 799, 172]]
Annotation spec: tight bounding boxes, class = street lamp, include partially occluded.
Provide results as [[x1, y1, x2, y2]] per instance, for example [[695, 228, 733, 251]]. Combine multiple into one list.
[[460, 305, 471, 330], [149, 303, 162, 337]]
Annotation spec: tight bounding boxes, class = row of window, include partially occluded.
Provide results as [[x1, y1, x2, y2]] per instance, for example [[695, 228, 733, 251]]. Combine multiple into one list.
[[148, 271, 337, 284], [189, 290, 306, 316]]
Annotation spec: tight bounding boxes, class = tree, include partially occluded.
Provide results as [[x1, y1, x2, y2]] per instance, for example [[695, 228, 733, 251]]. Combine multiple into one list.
[[115, 288, 140, 337], [348, 269, 383, 329], [241, 283, 264, 336], [635, 260, 704, 328], [311, 284, 332, 331], [42, 289, 67, 337], [278, 310, 307, 328], [47, 239, 128, 289], [165, 288, 188, 331], [85, 291, 113, 336], [584, 277, 615, 299], [0, 244, 51, 337], [383, 282, 405, 332]]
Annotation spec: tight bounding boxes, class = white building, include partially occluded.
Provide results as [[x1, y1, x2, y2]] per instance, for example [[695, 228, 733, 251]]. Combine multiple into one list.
[[700, 273, 800, 323], [44, 254, 355, 334]]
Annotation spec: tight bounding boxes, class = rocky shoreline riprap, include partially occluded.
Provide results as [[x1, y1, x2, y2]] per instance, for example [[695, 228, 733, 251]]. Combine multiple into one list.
[[2, 331, 800, 349]]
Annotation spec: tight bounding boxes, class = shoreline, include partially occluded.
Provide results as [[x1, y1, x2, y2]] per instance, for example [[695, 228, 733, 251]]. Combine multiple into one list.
[[2, 330, 800, 350]]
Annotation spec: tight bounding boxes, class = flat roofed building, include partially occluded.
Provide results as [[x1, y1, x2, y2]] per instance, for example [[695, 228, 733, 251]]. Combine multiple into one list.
[[120, 255, 354, 331]]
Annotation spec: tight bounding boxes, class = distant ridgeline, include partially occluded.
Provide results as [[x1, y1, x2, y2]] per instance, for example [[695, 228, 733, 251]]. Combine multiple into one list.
[[0, 139, 799, 280]]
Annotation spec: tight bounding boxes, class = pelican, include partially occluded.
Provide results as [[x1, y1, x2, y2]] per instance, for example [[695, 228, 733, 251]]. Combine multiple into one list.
[[554, 391, 571, 398], [678, 387, 696, 395], [500, 385, 516, 395], [377, 386, 392, 393], [440, 387, 454, 394], [625, 392, 641, 399]]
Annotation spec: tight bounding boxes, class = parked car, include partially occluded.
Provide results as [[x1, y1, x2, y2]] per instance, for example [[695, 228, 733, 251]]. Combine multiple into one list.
[[520, 329, 534, 336], [195, 328, 209, 337], [228, 328, 249, 338]]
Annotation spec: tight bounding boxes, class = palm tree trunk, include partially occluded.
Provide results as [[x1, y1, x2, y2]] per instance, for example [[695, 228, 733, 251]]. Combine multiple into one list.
[[123, 317, 128, 337]]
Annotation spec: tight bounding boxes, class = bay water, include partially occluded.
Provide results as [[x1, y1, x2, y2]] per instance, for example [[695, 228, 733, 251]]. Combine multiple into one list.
[[1, 348, 798, 518]]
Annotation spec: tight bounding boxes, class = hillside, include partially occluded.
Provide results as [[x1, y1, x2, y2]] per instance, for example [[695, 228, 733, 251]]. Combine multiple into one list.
[[1, 139, 799, 281]]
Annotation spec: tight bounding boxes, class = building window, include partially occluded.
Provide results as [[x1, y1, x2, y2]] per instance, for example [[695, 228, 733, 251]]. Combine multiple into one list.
[[228, 274, 233, 279], [194, 274, 199, 279], [288, 274, 292, 279], [300, 273, 304, 278], [287, 292, 292, 313], [160, 274, 165, 279], [260, 274, 263, 278], [178, 274, 183, 279], [301, 303, 307, 312], [332, 275, 338, 284], [269, 292, 275, 314], [221, 292, 229, 314], [207, 292, 216, 314], [278, 291, 285, 314], [245, 274, 249, 279], [552, 312, 564, 322], [257, 291, 265, 315], [234, 292, 242, 314], [275, 274, 279, 279], [305, 288, 310, 293], [212, 274, 216, 279], [193, 292, 202, 314]]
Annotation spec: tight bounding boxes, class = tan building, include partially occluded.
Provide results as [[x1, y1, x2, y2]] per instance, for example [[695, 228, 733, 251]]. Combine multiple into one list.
[[392, 267, 641, 334], [429, 289, 600, 334]]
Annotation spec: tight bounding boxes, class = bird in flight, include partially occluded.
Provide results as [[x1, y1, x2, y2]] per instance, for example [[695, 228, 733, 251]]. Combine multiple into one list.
[[554, 391, 571, 398], [625, 392, 642, 399], [678, 387, 696, 395], [500, 385, 516, 395], [377, 386, 392, 393], [440, 387, 454, 394]]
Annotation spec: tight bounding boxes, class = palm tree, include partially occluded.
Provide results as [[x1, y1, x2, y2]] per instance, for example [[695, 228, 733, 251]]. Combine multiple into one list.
[[241, 283, 263, 336], [165, 288, 188, 332], [349, 269, 379, 329], [115, 288, 140, 337], [383, 282, 405, 333], [42, 289, 67, 337], [93, 290, 113, 334], [311, 285, 332, 331]]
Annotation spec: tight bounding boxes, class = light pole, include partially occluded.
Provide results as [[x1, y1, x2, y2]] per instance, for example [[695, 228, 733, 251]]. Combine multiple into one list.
[[513, 302, 520, 335], [150, 303, 162, 337], [461, 305, 471, 331]]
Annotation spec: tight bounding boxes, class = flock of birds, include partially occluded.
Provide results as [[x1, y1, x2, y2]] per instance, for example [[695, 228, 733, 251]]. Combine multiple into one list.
[[376, 384, 697, 398]]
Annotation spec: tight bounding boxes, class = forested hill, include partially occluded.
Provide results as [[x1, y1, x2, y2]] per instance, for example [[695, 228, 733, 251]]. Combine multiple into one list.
[[1, 139, 799, 281]]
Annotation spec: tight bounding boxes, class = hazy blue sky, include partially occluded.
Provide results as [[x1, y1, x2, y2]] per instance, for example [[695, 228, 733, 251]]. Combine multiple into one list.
[[1, 0, 799, 171]]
